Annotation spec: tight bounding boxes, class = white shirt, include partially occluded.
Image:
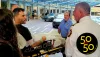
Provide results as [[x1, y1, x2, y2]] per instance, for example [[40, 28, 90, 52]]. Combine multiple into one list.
[[17, 32, 35, 49], [65, 16, 100, 57], [17, 32, 26, 49]]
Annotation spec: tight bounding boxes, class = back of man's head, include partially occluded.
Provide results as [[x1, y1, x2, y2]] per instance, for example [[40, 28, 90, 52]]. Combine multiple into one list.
[[76, 2, 90, 15], [73, 2, 90, 23], [13, 8, 24, 16]]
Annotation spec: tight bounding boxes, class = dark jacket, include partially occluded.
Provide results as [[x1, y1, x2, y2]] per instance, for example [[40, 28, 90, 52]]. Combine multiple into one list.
[[0, 40, 21, 57]]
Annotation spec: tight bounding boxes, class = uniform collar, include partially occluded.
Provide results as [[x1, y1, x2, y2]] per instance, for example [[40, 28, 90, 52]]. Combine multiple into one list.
[[79, 16, 90, 23]]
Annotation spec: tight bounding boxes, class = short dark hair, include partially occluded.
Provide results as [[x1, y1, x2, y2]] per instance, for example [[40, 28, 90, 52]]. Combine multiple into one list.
[[13, 8, 24, 16]]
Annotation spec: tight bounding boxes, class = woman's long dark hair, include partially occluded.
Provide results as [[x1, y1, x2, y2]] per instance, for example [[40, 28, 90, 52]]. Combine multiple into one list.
[[0, 9, 23, 57]]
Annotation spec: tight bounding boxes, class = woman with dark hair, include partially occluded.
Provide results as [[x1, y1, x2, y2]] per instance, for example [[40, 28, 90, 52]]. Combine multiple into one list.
[[0, 9, 23, 57]]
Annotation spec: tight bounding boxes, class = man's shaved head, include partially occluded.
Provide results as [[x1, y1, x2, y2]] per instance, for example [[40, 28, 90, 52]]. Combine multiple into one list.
[[73, 2, 90, 23], [76, 2, 90, 14]]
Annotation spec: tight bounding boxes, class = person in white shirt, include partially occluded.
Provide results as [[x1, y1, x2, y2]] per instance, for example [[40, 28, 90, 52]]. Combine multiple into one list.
[[65, 2, 100, 57]]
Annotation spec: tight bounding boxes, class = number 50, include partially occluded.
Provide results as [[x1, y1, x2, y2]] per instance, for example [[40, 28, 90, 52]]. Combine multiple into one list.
[[80, 36, 92, 44], [80, 36, 94, 52], [83, 44, 94, 52]]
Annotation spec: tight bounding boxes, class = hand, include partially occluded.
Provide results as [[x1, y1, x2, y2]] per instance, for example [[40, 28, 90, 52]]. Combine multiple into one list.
[[67, 29, 72, 37], [42, 36, 46, 41]]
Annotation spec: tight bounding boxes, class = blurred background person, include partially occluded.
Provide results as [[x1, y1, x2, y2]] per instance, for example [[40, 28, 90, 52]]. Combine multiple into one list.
[[58, 11, 72, 57], [0, 9, 23, 57], [58, 11, 72, 39]]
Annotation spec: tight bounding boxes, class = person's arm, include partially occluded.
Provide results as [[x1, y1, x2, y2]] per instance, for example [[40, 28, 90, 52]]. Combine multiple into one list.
[[65, 27, 77, 57], [58, 20, 64, 34], [21, 26, 46, 48], [58, 28, 61, 34], [65, 37, 74, 57], [30, 36, 46, 48], [65, 20, 73, 37], [58, 24, 61, 34], [67, 29, 72, 37]]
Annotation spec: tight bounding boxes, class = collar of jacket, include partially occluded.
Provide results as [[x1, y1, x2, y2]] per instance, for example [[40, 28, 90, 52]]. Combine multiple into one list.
[[79, 16, 91, 23]]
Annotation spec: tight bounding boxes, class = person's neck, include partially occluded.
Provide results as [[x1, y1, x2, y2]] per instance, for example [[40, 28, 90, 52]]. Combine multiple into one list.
[[14, 20, 20, 25], [64, 19, 69, 22], [14, 18, 20, 25], [81, 12, 90, 18]]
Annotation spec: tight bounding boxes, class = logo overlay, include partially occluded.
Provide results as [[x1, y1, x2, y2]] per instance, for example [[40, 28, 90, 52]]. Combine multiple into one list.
[[76, 33, 98, 54]]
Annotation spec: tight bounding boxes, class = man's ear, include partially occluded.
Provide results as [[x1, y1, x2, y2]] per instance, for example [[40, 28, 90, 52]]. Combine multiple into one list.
[[79, 9, 86, 18]]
